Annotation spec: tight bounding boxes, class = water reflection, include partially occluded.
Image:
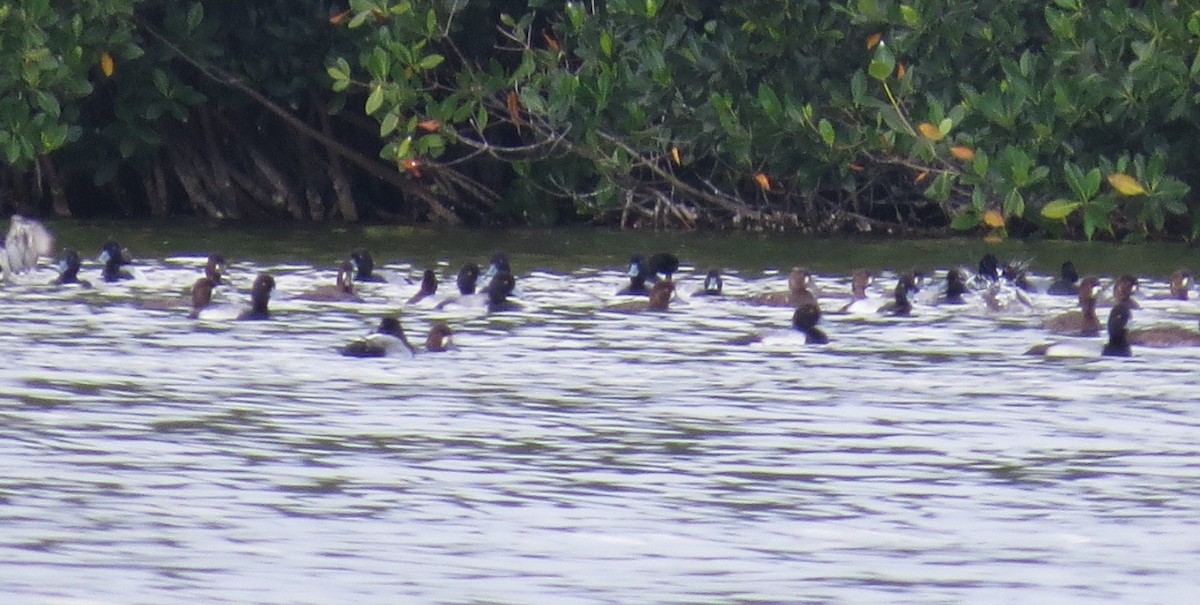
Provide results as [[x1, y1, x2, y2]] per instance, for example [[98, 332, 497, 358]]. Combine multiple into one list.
[[1, 253, 1199, 604]]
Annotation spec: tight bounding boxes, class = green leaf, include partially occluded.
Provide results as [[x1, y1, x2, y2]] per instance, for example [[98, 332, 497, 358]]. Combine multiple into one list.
[[365, 85, 384, 115], [186, 2, 204, 33], [868, 43, 895, 82], [380, 111, 399, 137], [925, 173, 953, 202], [818, 119, 834, 147], [950, 211, 980, 231], [1003, 189, 1025, 217], [600, 31, 614, 58], [756, 83, 781, 120], [417, 54, 444, 71], [1041, 199, 1081, 220], [899, 5, 919, 27]]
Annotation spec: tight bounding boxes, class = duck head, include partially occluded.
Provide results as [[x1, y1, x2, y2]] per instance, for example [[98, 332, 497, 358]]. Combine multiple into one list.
[[456, 263, 480, 295], [336, 260, 356, 294], [702, 269, 723, 295], [426, 322, 453, 352], [205, 254, 227, 286], [1169, 269, 1191, 301], [648, 279, 675, 311], [1102, 302, 1132, 357], [349, 248, 376, 281]]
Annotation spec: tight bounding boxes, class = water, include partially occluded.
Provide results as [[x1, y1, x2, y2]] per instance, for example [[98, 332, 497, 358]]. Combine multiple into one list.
[[2, 226, 1200, 603]]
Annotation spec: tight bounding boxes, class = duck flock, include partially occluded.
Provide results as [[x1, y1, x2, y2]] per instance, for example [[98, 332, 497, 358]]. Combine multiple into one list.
[[2, 215, 1196, 360]]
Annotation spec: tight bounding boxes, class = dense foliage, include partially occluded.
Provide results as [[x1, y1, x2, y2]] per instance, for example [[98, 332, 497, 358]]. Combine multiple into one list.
[[1, 0, 1199, 239]]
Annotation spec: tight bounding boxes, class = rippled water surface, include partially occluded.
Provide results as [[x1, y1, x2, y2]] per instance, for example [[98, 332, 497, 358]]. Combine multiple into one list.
[[2, 226, 1200, 604]]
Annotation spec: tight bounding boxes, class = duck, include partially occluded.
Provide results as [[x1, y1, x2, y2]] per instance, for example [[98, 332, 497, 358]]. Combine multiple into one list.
[[878, 273, 919, 316], [348, 248, 388, 283], [1128, 321, 1200, 347], [98, 239, 134, 282], [1, 215, 54, 280], [237, 273, 275, 320], [432, 263, 485, 309], [608, 279, 675, 312], [1002, 260, 1035, 292], [200, 254, 227, 287], [940, 269, 968, 305], [340, 317, 417, 358], [1043, 276, 1102, 336], [1026, 302, 1132, 357], [188, 277, 217, 319], [837, 270, 885, 314], [1155, 269, 1191, 301], [792, 300, 829, 344], [295, 260, 362, 302], [481, 252, 512, 283], [616, 253, 679, 295], [425, 322, 454, 352], [693, 269, 723, 296], [53, 249, 91, 287], [1046, 261, 1080, 296], [747, 268, 817, 307], [484, 271, 520, 313], [406, 269, 438, 304], [1109, 274, 1140, 309], [971, 253, 1000, 288]]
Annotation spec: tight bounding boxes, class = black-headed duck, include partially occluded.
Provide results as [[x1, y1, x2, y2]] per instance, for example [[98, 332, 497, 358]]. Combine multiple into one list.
[[971, 253, 1000, 288], [484, 271, 520, 313], [748, 268, 816, 307], [406, 269, 438, 304], [617, 253, 678, 295], [878, 274, 919, 317], [237, 273, 275, 320], [1027, 301, 1131, 357], [296, 260, 362, 302], [481, 252, 512, 283], [1046, 261, 1080, 296], [609, 279, 675, 312], [349, 248, 388, 283], [341, 317, 417, 358], [792, 300, 829, 345], [1043, 276, 1101, 336], [694, 269, 723, 296], [1102, 303, 1132, 357], [99, 239, 133, 282], [456, 263, 481, 295], [53, 249, 91, 287], [941, 269, 967, 305], [2, 215, 54, 279]]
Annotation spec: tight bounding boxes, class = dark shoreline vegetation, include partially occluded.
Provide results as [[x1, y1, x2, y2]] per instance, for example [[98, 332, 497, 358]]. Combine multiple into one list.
[[3, 2, 1200, 240]]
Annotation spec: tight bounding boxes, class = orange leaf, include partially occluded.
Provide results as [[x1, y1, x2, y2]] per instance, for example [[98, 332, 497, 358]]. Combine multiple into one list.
[[754, 173, 772, 191], [329, 9, 350, 25], [917, 122, 943, 141], [507, 91, 523, 132], [99, 52, 115, 77], [669, 147, 681, 166], [542, 30, 560, 52], [400, 159, 423, 178], [983, 210, 1005, 228], [417, 119, 441, 133], [866, 33, 883, 50], [848, 163, 864, 172], [913, 171, 929, 184], [949, 146, 975, 161], [895, 62, 906, 79]]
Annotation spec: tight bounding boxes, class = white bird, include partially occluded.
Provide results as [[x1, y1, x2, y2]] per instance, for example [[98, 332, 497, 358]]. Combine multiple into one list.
[[1, 215, 54, 280]]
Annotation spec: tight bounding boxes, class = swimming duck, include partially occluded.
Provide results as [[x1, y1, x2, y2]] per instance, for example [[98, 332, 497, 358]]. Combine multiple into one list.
[[406, 269, 438, 304], [748, 268, 816, 307], [1157, 269, 1191, 301], [941, 269, 968, 305], [878, 273, 919, 316], [425, 322, 454, 352], [693, 269, 723, 296], [1128, 321, 1200, 347], [1043, 276, 1101, 336], [237, 273, 275, 320], [340, 317, 417, 358], [348, 248, 388, 283], [1, 215, 54, 280], [53, 249, 91, 287], [1110, 274, 1140, 309], [188, 277, 217, 319], [432, 263, 485, 309], [609, 280, 675, 312], [484, 271, 520, 313], [296, 260, 362, 302], [617, 253, 679, 295], [481, 252, 512, 282], [971, 253, 1000, 288], [1046, 261, 1080, 296], [1026, 302, 1131, 357], [837, 270, 884, 314], [1102, 303, 1132, 357], [98, 239, 134, 282], [202, 254, 227, 287], [792, 300, 829, 344], [1002, 260, 1035, 292]]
